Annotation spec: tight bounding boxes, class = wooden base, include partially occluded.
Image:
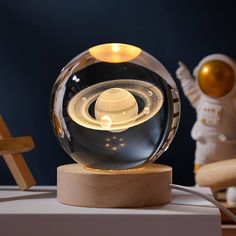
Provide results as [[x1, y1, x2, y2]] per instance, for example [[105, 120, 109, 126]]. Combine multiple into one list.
[[57, 163, 172, 208]]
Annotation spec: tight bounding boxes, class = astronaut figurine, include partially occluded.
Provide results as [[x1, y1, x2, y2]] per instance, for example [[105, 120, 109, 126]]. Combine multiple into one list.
[[176, 54, 236, 204]]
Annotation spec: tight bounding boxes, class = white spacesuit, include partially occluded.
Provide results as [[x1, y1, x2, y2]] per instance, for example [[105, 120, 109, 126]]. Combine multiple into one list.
[[176, 54, 236, 203]]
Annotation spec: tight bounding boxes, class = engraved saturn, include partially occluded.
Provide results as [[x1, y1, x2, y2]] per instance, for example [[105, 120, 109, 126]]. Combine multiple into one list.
[[67, 79, 164, 132]]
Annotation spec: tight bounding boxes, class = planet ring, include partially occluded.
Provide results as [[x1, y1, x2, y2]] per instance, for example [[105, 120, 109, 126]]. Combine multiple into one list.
[[67, 79, 164, 131]]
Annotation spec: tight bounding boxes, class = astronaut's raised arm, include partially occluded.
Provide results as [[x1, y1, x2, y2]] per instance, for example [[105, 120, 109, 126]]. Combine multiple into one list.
[[176, 62, 201, 108]]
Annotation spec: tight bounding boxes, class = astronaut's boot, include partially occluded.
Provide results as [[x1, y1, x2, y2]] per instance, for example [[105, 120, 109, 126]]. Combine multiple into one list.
[[226, 186, 236, 205]]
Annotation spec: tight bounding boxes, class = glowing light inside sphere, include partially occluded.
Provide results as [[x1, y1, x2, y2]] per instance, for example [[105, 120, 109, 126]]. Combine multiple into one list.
[[95, 88, 138, 132], [51, 43, 181, 170], [88, 43, 142, 63], [111, 44, 120, 53]]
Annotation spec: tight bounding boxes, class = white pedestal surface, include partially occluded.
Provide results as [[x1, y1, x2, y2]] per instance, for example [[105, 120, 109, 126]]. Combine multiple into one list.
[[0, 186, 221, 236]]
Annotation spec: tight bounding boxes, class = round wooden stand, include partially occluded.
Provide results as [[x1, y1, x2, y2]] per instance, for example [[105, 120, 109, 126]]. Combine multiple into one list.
[[57, 163, 172, 208]]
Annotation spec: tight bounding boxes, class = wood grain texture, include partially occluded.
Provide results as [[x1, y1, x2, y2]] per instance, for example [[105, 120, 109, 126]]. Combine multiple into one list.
[[196, 159, 236, 191], [0, 115, 36, 190], [57, 163, 172, 208], [0, 136, 34, 154]]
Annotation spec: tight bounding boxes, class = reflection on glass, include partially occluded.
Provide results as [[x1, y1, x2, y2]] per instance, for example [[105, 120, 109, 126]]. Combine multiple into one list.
[[50, 43, 180, 170]]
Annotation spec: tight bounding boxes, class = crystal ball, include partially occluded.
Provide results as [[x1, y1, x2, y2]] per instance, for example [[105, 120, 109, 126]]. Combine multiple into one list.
[[50, 43, 180, 170]]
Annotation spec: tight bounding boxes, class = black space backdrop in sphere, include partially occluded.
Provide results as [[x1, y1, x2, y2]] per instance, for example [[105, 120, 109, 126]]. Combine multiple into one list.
[[0, 0, 235, 185]]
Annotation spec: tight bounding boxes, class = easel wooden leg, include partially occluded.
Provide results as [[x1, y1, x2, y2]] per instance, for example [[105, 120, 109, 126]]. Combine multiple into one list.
[[0, 115, 36, 190]]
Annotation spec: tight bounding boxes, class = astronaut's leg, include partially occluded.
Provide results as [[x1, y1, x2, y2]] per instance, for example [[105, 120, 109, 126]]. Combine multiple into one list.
[[194, 141, 214, 173]]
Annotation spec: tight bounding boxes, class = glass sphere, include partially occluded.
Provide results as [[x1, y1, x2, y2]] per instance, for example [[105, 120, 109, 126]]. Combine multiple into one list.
[[50, 43, 180, 170]]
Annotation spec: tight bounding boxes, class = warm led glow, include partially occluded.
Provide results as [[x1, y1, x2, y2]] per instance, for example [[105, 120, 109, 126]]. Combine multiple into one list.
[[88, 43, 142, 63], [112, 44, 120, 52]]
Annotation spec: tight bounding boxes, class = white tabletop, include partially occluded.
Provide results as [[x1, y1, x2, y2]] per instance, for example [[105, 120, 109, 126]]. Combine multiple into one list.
[[0, 186, 221, 236]]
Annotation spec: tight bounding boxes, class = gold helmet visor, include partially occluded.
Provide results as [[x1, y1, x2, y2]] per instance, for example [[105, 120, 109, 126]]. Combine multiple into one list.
[[198, 60, 235, 98]]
